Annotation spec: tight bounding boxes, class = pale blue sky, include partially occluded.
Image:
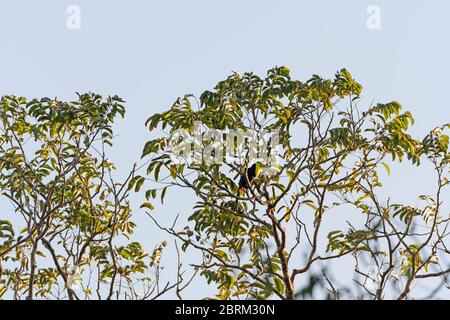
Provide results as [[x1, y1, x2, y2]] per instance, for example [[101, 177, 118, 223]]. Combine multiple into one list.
[[1, 0, 449, 299]]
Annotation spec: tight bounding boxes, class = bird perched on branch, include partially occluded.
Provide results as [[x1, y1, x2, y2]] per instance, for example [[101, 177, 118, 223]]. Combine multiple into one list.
[[237, 163, 261, 195]]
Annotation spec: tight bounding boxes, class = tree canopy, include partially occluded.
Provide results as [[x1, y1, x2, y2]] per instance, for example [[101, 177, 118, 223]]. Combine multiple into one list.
[[141, 67, 449, 300], [1, 67, 449, 300], [0, 94, 169, 299]]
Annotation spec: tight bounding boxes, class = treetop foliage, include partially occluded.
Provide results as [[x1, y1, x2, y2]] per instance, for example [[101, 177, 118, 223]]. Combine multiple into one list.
[[140, 66, 449, 300], [0, 67, 449, 300]]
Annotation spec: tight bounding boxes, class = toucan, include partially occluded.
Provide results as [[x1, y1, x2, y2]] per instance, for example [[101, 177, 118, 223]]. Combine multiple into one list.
[[237, 163, 261, 194]]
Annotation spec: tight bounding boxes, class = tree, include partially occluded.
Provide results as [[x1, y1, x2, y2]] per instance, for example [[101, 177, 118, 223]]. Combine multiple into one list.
[[0, 93, 175, 300], [141, 67, 450, 299]]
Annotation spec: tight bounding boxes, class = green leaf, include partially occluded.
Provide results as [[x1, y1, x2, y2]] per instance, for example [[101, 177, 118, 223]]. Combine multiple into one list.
[[134, 176, 145, 192], [381, 162, 391, 176], [140, 202, 155, 211]]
